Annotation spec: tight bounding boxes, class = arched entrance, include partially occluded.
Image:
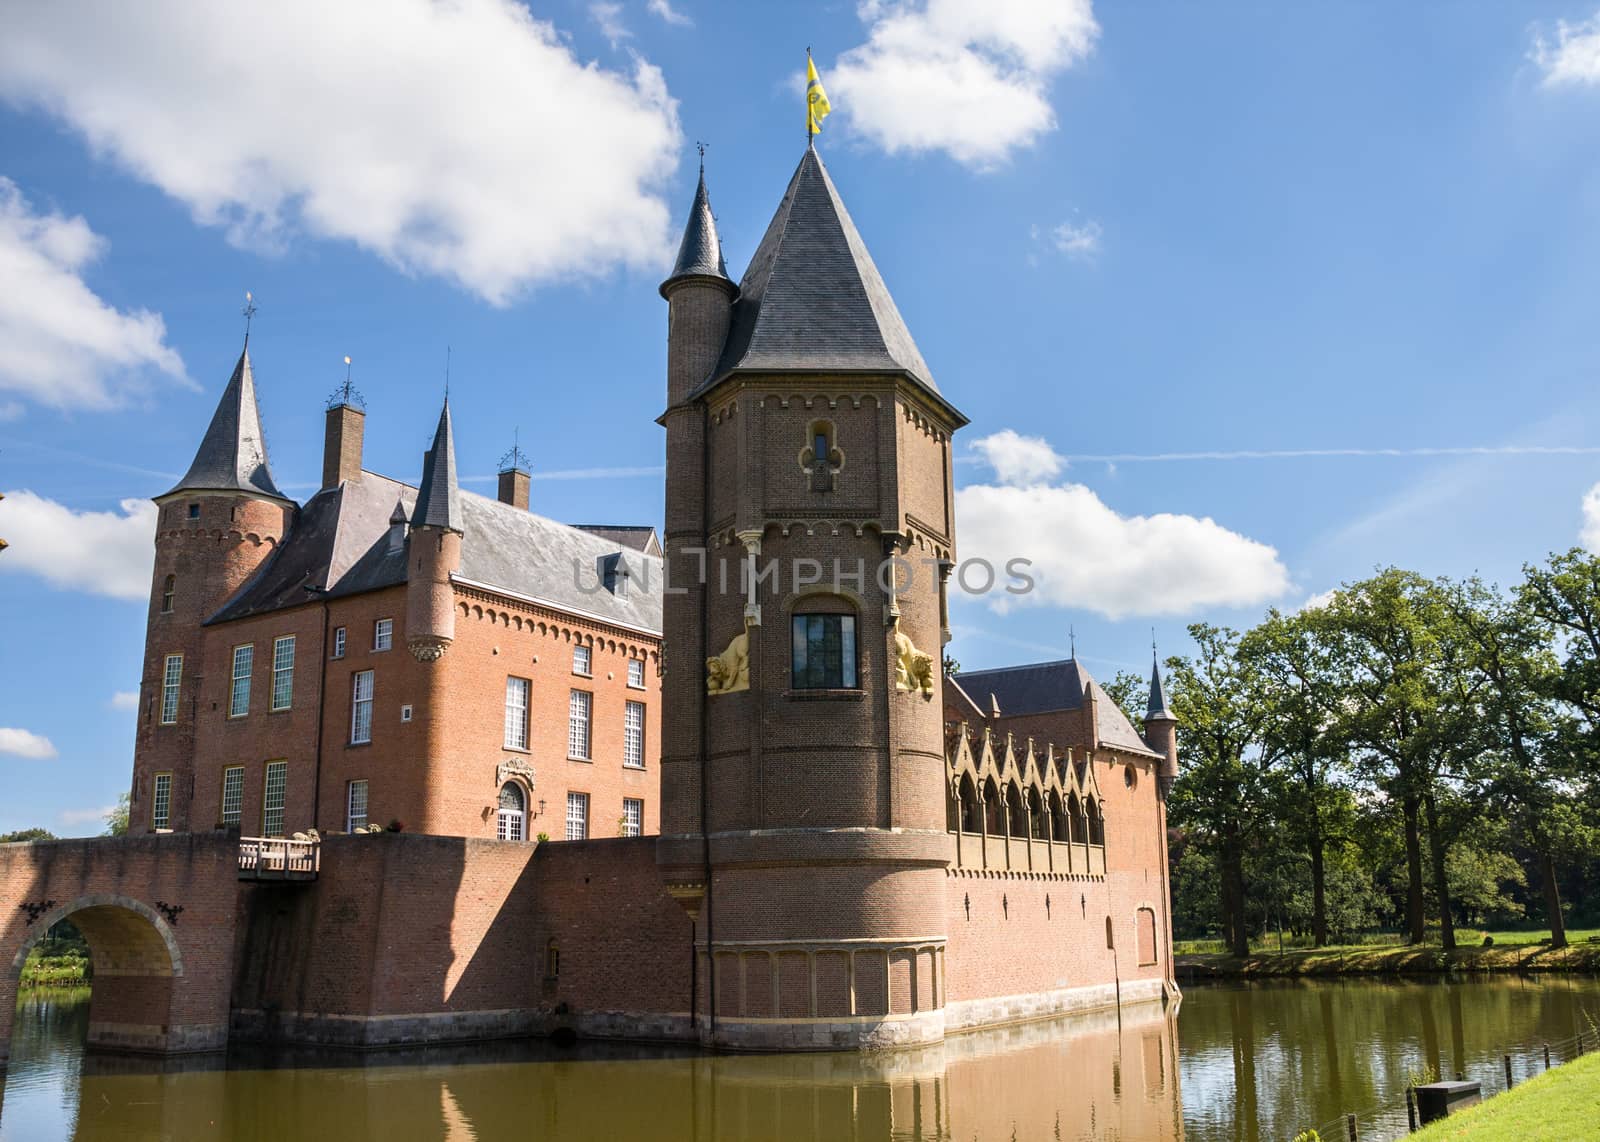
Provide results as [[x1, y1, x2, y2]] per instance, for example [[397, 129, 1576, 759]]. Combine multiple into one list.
[[8, 895, 183, 1056]]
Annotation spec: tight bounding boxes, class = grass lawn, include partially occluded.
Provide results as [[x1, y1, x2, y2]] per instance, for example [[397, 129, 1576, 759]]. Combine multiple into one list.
[[1409, 1050, 1600, 1140], [1176, 928, 1600, 976]]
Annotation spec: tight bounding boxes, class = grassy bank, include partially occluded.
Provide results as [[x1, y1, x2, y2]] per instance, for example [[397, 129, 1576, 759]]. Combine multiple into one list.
[[1177, 928, 1600, 977], [19, 952, 91, 988], [1408, 1049, 1600, 1140]]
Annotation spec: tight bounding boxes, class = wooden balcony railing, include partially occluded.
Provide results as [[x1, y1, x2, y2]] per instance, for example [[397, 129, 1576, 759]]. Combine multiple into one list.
[[238, 836, 320, 881]]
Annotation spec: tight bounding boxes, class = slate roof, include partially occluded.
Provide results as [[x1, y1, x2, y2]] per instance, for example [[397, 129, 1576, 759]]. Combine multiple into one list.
[[1147, 655, 1176, 721], [165, 344, 289, 501], [209, 474, 662, 634], [659, 169, 731, 295], [696, 149, 960, 422], [574, 525, 662, 557], [412, 399, 461, 531], [954, 658, 1161, 759]]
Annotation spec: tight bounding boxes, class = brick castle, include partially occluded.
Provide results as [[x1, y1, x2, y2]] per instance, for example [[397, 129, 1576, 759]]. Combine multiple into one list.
[[0, 146, 1179, 1064]]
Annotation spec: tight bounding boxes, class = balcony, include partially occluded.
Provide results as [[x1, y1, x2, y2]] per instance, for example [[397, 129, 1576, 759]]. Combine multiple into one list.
[[238, 836, 320, 881]]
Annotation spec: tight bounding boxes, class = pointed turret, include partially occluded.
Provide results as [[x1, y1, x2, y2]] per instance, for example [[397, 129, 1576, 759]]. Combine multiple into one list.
[[166, 343, 288, 501], [406, 397, 463, 663], [411, 399, 461, 533], [659, 166, 732, 297], [1144, 651, 1179, 796]]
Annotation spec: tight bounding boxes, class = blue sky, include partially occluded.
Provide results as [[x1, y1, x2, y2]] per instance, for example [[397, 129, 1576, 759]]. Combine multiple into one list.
[[2, 1, 1600, 834]]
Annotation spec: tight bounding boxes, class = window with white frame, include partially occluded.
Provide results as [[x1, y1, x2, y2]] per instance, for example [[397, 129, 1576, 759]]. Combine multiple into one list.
[[271, 636, 295, 711], [160, 654, 183, 724], [504, 676, 530, 750], [230, 644, 254, 716], [347, 779, 369, 832], [332, 626, 346, 659], [627, 658, 645, 688], [497, 782, 526, 841], [262, 761, 287, 836], [567, 689, 591, 759], [622, 798, 643, 837], [623, 701, 645, 768], [152, 772, 172, 830], [565, 791, 588, 840], [351, 670, 374, 744], [221, 766, 244, 826], [374, 618, 393, 651], [572, 644, 591, 676]]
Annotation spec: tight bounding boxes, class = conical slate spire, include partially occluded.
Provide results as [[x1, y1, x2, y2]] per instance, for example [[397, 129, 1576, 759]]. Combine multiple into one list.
[[166, 343, 288, 501], [411, 398, 461, 532], [660, 167, 732, 296], [1147, 653, 1176, 722], [699, 148, 960, 423]]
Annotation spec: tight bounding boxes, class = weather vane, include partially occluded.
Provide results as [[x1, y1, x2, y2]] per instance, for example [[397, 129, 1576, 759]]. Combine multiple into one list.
[[242, 291, 257, 341], [325, 353, 366, 411], [696, 140, 707, 173], [499, 426, 530, 474]]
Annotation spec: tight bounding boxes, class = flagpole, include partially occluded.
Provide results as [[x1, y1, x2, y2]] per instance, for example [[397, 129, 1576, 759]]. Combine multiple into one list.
[[806, 46, 814, 151]]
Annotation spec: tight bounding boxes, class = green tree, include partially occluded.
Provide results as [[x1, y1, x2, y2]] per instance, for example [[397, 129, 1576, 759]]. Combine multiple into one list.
[[104, 792, 130, 837], [0, 827, 55, 843]]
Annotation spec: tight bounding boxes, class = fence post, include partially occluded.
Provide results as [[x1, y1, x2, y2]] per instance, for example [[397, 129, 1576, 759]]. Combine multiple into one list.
[[1346, 1111, 1358, 1141], [1544, 1043, 1552, 1070], [1504, 1055, 1513, 1089], [1580, 1033, 1587, 1057], [1406, 1086, 1418, 1133]]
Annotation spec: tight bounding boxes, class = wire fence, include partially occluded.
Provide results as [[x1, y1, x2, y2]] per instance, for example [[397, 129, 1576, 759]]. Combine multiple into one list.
[[1292, 1026, 1598, 1141]]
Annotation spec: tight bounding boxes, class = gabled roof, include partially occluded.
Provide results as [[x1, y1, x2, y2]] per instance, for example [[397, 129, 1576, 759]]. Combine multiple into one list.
[[696, 149, 958, 421], [411, 399, 461, 532], [574, 525, 662, 557], [164, 343, 288, 501], [659, 168, 732, 296], [954, 657, 1161, 759]]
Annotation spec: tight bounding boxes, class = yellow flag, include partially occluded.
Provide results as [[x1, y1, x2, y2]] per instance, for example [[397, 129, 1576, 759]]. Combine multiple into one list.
[[807, 54, 832, 136]]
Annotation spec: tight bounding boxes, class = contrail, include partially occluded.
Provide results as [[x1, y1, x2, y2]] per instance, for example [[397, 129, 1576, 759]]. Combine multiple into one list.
[[461, 466, 664, 483], [1062, 445, 1600, 463]]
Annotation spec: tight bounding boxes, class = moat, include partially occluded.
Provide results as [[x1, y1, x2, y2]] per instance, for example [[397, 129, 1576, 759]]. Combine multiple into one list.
[[3, 976, 1596, 1141]]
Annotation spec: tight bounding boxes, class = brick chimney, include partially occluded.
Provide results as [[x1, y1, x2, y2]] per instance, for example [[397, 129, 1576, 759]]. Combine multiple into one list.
[[497, 436, 531, 510], [323, 401, 365, 489]]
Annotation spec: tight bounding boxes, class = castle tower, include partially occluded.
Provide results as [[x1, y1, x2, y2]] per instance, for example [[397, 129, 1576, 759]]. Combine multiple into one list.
[[406, 399, 462, 663], [134, 339, 295, 832], [1143, 653, 1179, 797], [656, 149, 967, 1049]]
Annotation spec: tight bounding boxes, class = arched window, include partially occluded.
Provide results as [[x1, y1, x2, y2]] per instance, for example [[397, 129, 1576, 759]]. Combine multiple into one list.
[[161, 575, 175, 614], [1027, 788, 1047, 839], [497, 782, 526, 842], [1004, 784, 1025, 839], [1047, 790, 1067, 842], [982, 778, 1003, 836], [958, 774, 981, 834], [1087, 799, 1105, 846], [1068, 794, 1087, 844]]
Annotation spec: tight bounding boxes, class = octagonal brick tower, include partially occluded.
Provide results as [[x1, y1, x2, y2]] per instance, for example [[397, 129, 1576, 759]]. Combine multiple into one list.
[[657, 149, 968, 1050]]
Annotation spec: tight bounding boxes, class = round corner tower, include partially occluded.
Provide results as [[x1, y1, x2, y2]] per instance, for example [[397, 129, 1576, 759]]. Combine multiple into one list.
[[656, 150, 967, 1050]]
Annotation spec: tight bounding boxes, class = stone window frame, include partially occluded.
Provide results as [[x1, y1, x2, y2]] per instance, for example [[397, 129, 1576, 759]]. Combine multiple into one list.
[[496, 781, 526, 841], [271, 635, 295, 712], [786, 589, 861, 692], [160, 654, 183, 724], [229, 643, 254, 718], [351, 670, 375, 745], [567, 688, 592, 760], [504, 675, 531, 752], [622, 700, 646, 769], [151, 771, 173, 831]]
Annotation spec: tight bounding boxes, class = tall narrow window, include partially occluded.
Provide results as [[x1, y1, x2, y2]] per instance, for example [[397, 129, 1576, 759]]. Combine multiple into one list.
[[160, 655, 183, 724], [262, 761, 287, 836], [160, 575, 175, 614], [271, 636, 296, 711], [497, 783, 526, 841], [572, 644, 592, 676], [791, 613, 858, 689], [351, 670, 375, 744], [347, 779, 369, 832], [622, 798, 643, 837], [374, 618, 393, 652], [230, 644, 254, 717], [623, 700, 645, 768], [332, 627, 347, 659], [504, 676, 530, 750], [568, 689, 591, 759], [220, 766, 244, 826], [565, 791, 589, 840], [152, 772, 172, 830], [627, 658, 645, 689]]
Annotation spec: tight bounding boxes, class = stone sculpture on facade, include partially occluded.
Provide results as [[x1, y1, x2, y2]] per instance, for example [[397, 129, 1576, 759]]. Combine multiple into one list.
[[893, 619, 936, 696], [706, 626, 750, 694]]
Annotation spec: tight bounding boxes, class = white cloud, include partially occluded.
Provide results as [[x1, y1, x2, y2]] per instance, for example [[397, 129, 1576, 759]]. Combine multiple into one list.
[[110, 691, 140, 712], [647, 0, 692, 27], [590, 2, 632, 48], [830, 0, 1098, 167], [0, 178, 187, 413], [1297, 588, 1340, 612], [1043, 218, 1102, 261], [0, 728, 58, 760], [0, 490, 156, 600], [1582, 482, 1600, 552], [970, 429, 1064, 486], [955, 448, 1291, 619], [60, 805, 117, 827], [0, 1, 681, 305], [1532, 12, 1600, 86]]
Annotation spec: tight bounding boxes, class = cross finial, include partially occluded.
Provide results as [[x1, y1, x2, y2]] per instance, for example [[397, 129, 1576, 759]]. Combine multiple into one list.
[[1069, 625, 1076, 659], [1152, 627, 1158, 657], [242, 291, 257, 344], [696, 140, 706, 174]]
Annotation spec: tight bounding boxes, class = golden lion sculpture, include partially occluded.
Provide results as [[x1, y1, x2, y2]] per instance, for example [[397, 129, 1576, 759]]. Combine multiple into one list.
[[706, 629, 750, 695], [894, 621, 935, 696]]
